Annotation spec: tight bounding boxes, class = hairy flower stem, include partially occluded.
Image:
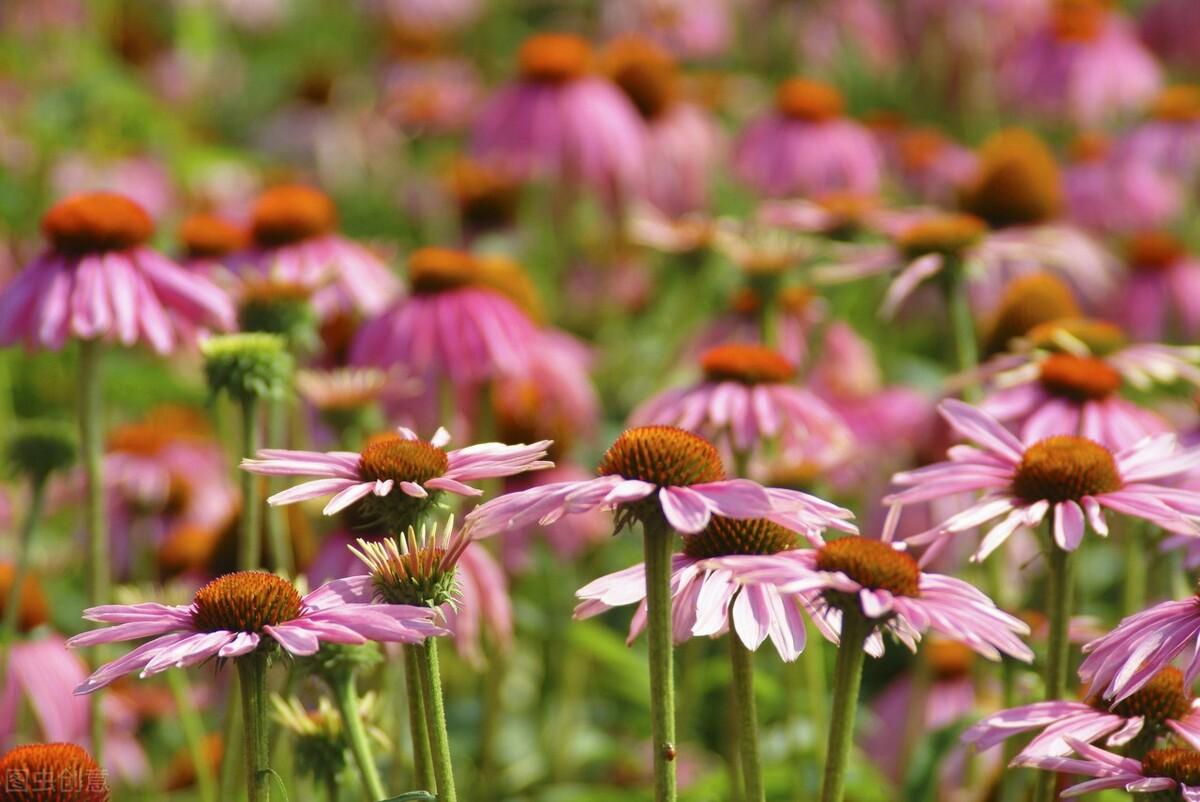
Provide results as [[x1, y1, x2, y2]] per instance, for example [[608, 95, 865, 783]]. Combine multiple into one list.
[[264, 398, 293, 575], [79, 338, 109, 762], [729, 611, 764, 802], [819, 609, 870, 802], [945, 257, 981, 402], [239, 396, 263, 570], [403, 646, 435, 791], [330, 672, 387, 802], [1121, 521, 1146, 615], [1032, 543, 1075, 802], [644, 518, 678, 802], [416, 639, 458, 802], [166, 670, 217, 802], [237, 651, 271, 802], [0, 477, 45, 688]]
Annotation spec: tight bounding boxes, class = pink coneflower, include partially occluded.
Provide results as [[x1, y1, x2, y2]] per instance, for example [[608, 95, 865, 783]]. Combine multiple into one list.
[[176, 212, 247, 282], [496, 465, 611, 574], [722, 536, 1034, 661], [373, 0, 480, 34], [350, 247, 542, 395], [1140, 0, 1200, 72], [381, 55, 482, 135], [471, 33, 647, 206], [631, 342, 853, 463], [965, 666, 1200, 761], [444, 158, 524, 242], [575, 517, 816, 661], [601, 0, 732, 59], [604, 36, 722, 218], [794, 0, 900, 72], [50, 153, 174, 221], [240, 425, 551, 532], [998, 0, 1162, 125], [1111, 232, 1200, 342], [233, 184, 400, 320], [68, 570, 445, 693], [0, 743, 109, 801], [685, 285, 824, 369], [733, 78, 883, 199], [1063, 133, 1181, 235], [1118, 86, 1200, 181], [1017, 734, 1200, 797], [0, 192, 234, 354], [465, 425, 857, 538], [891, 127, 978, 206], [886, 400, 1200, 562]]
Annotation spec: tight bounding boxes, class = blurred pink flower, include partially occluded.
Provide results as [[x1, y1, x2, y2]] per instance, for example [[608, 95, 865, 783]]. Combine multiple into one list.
[[1139, 0, 1200, 71], [600, 0, 732, 59], [1063, 134, 1181, 235], [1018, 734, 1200, 798], [382, 56, 482, 135], [794, 0, 899, 72], [497, 465, 611, 574], [50, 154, 174, 221], [1117, 86, 1200, 180], [1111, 231, 1200, 342]]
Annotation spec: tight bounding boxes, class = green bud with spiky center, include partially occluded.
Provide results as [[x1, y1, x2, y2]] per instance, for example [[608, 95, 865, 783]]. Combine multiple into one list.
[[238, 297, 318, 353], [350, 516, 466, 608], [6, 420, 76, 482], [201, 333, 293, 403], [297, 642, 383, 684]]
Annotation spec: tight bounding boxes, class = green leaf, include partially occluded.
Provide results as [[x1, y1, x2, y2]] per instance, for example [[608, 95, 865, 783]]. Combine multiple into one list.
[[379, 793, 437, 802]]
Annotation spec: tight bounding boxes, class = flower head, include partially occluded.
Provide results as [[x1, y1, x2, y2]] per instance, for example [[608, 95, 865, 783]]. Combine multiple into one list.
[[67, 570, 445, 693], [0, 742, 109, 801], [201, 333, 294, 403], [349, 515, 468, 608], [1018, 734, 1200, 798]]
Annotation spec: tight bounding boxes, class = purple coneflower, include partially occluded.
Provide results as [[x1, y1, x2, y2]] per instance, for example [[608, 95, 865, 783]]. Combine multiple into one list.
[[0, 743, 109, 802], [1112, 232, 1200, 342], [1118, 86, 1200, 179], [733, 78, 883, 199], [1018, 734, 1200, 798], [600, 0, 731, 59], [176, 212, 247, 283], [1063, 133, 1181, 235]]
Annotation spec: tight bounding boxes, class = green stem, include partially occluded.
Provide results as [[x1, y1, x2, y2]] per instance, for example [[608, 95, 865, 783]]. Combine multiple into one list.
[[819, 610, 871, 802], [331, 672, 388, 802], [0, 478, 46, 689], [643, 518, 678, 802], [79, 338, 108, 763], [219, 671, 243, 801], [237, 651, 271, 802], [1033, 544, 1075, 802], [1122, 522, 1146, 615], [416, 639, 457, 802], [802, 620, 827, 764], [403, 645, 435, 791], [729, 612, 764, 802], [239, 396, 263, 571], [476, 639, 504, 798], [166, 670, 216, 802], [945, 257, 981, 402], [264, 398, 293, 575]]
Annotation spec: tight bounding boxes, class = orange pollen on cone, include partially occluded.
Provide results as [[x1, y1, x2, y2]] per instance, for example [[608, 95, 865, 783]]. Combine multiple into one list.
[[927, 640, 975, 679], [1128, 231, 1186, 273], [0, 743, 109, 801], [191, 571, 302, 633], [0, 563, 49, 633], [406, 246, 479, 294], [358, 432, 450, 486], [700, 343, 796, 385], [682, 516, 797, 558], [814, 536, 920, 597], [1038, 353, 1122, 401], [1012, 435, 1121, 504], [1025, 317, 1128, 356], [1069, 132, 1111, 163], [250, 185, 337, 247], [41, 192, 153, 255], [518, 33, 593, 83], [897, 213, 987, 257], [1107, 667, 1193, 725], [983, 272, 1081, 355], [959, 128, 1063, 229], [597, 425, 726, 486], [179, 213, 246, 260], [1051, 0, 1110, 42], [775, 78, 845, 122], [898, 128, 950, 172], [603, 35, 678, 120], [1142, 748, 1200, 787], [1151, 85, 1200, 123], [106, 407, 211, 456]]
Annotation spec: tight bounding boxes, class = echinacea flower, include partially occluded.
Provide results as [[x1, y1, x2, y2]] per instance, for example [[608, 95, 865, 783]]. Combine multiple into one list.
[[886, 400, 1200, 563], [464, 425, 856, 538], [0, 743, 109, 801], [0, 192, 234, 354], [1111, 232, 1200, 342], [890, 126, 978, 206], [67, 570, 446, 693], [241, 425, 551, 532], [998, 0, 1162, 125], [471, 33, 647, 206], [1063, 133, 1181, 236], [1118, 85, 1200, 179], [733, 78, 883, 199], [1017, 734, 1200, 798], [795, 0, 900, 72], [600, 0, 732, 59], [575, 516, 817, 661], [721, 535, 1034, 661], [965, 666, 1200, 762], [631, 342, 853, 463], [176, 212, 246, 281], [233, 184, 400, 320], [381, 55, 482, 135]]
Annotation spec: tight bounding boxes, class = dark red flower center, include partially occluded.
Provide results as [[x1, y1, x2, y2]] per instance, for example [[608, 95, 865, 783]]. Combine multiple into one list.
[[250, 185, 337, 247], [898, 214, 987, 258], [0, 563, 49, 634], [1012, 436, 1122, 504], [447, 158, 522, 232], [0, 743, 109, 801], [775, 78, 844, 121], [519, 33, 592, 83], [959, 129, 1062, 229], [358, 433, 450, 485], [682, 517, 797, 558], [700, 343, 795, 385], [898, 128, 950, 172], [1038, 353, 1122, 401], [597, 426, 725, 487], [1107, 667, 1193, 727], [42, 192, 153, 255], [1069, 132, 1110, 163], [406, 246, 479, 294], [1142, 748, 1200, 788], [179, 213, 246, 260], [928, 640, 975, 679], [1129, 231, 1186, 273], [1152, 86, 1200, 123], [1052, 0, 1109, 42], [106, 407, 210, 456], [982, 273, 1081, 356], [192, 571, 302, 633], [603, 35, 678, 120], [814, 536, 920, 597]]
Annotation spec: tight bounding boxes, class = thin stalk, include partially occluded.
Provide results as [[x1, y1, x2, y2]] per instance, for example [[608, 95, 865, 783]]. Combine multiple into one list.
[[219, 674, 243, 800], [236, 651, 271, 802], [239, 396, 263, 570], [0, 477, 46, 687], [166, 670, 216, 802], [330, 673, 387, 802], [643, 518, 678, 802], [79, 338, 108, 762], [415, 639, 457, 802], [802, 620, 827, 763], [819, 610, 871, 802], [403, 645, 435, 791], [1122, 522, 1146, 615], [327, 778, 340, 802], [476, 638, 504, 798], [264, 398, 293, 575], [729, 612, 764, 802], [945, 256, 981, 402], [1033, 543, 1075, 802]]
